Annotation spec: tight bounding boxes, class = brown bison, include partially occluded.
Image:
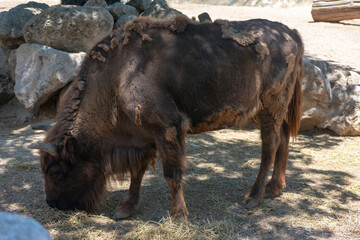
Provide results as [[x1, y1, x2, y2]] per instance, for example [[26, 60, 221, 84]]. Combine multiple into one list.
[[29, 15, 304, 220]]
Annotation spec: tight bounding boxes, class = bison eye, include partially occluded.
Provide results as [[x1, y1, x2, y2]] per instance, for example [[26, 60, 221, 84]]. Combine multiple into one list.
[[49, 171, 62, 179], [47, 166, 63, 180]]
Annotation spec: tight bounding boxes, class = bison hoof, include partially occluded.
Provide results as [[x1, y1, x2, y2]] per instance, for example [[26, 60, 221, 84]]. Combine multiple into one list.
[[171, 209, 188, 222], [244, 197, 259, 209], [265, 182, 285, 199], [113, 205, 133, 220], [265, 190, 283, 199]]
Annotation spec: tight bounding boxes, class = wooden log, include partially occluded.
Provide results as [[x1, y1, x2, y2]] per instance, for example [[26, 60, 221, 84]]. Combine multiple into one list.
[[311, 0, 360, 22]]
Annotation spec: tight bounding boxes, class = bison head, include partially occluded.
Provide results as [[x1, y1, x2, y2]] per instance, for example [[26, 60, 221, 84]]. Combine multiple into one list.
[[29, 132, 105, 212]]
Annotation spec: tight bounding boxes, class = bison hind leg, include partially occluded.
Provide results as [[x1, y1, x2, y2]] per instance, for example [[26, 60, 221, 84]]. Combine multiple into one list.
[[265, 120, 290, 198], [244, 109, 283, 209]]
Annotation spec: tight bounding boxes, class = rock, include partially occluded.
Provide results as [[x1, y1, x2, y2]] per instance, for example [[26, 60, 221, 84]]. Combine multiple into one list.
[[107, 2, 139, 20], [0, 43, 14, 105], [84, 0, 108, 7], [300, 60, 332, 130], [198, 12, 212, 22], [0, 211, 52, 240], [23, 5, 114, 53], [8, 50, 17, 82], [115, 14, 137, 29], [141, 0, 182, 19], [318, 72, 360, 135], [0, 98, 32, 126], [62, 0, 122, 5], [0, 2, 49, 49], [126, 0, 152, 13], [301, 57, 360, 135], [61, 0, 88, 5], [14, 44, 86, 112]]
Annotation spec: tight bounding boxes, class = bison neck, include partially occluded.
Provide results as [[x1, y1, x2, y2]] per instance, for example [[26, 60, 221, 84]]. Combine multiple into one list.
[[70, 100, 156, 177]]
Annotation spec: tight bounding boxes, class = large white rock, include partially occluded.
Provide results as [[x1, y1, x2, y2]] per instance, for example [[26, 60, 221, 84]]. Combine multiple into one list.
[[141, 0, 182, 19], [107, 2, 139, 20], [300, 60, 332, 130], [318, 72, 360, 135], [107, 2, 139, 29], [14, 44, 86, 112], [301, 57, 360, 135], [126, 0, 152, 13], [0, 211, 52, 240], [84, 0, 108, 7], [0, 2, 49, 49], [23, 5, 114, 53]]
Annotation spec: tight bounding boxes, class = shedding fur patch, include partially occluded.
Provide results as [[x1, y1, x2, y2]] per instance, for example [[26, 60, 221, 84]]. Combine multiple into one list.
[[286, 54, 296, 72], [135, 105, 142, 126], [282, 32, 293, 41], [110, 38, 119, 49], [191, 104, 261, 134], [255, 41, 269, 61], [123, 15, 190, 45], [90, 50, 106, 62], [165, 127, 177, 143], [98, 43, 110, 52], [215, 19, 261, 47]]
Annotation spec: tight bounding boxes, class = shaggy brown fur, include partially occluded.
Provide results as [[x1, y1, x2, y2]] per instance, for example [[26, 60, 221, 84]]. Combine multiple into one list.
[[33, 15, 304, 220]]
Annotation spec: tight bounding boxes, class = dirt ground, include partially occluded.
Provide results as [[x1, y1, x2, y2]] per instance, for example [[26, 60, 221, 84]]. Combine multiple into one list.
[[0, 1, 360, 240]]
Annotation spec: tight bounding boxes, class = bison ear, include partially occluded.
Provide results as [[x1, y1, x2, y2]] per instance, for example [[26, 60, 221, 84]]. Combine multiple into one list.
[[63, 136, 82, 165]]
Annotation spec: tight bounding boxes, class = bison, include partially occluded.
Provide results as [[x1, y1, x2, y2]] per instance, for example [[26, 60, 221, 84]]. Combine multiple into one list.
[[29, 15, 304, 220]]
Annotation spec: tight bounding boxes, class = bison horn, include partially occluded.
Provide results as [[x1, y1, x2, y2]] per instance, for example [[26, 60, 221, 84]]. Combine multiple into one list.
[[31, 124, 52, 132], [28, 143, 58, 157]]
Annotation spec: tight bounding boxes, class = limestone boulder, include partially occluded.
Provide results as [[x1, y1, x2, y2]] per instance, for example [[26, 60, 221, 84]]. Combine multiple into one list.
[[318, 71, 360, 135], [300, 57, 360, 135], [61, 0, 89, 5], [84, 0, 108, 7], [127, 0, 152, 13], [8, 50, 17, 82], [14, 44, 86, 112], [300, 59, 332, 130], [0, 211, 52, 240], [107, 2, 139, 20], [61, 0, 123, 5], [141, 0, 182, 19], [23, 5, 114, 53], [0, 43, 14, 105], [0, 2, 49, 49], [115, 15, 138, 29], [198, 12, 212, 22]]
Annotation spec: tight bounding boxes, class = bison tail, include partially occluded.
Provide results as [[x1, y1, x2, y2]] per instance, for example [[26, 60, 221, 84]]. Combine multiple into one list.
[[287, 41, 304, 138]]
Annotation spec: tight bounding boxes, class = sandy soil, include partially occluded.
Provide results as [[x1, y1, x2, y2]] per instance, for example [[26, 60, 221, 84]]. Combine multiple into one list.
[[1, 1, 359, 71]]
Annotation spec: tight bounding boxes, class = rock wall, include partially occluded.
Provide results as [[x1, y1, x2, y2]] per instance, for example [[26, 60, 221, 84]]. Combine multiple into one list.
[[0, 0, 181, 123]]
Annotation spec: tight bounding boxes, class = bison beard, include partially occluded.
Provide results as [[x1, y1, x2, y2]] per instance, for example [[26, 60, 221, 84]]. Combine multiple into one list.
[[29, 15, 304, 220]]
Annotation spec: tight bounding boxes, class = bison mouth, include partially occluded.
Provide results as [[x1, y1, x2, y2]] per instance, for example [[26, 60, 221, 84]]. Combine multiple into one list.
[[46, 197, 77, 211]]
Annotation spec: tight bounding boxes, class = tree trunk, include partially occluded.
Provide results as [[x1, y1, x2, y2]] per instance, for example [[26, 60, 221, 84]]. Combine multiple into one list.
[[311, 0, 360, 22]]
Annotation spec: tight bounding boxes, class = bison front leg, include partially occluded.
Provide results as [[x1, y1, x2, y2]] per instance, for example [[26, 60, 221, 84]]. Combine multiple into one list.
[[156, 125, 188, 221], [244, 111, 281, 209], [266, 121, 290, 198], [113, 162, 148, 220]]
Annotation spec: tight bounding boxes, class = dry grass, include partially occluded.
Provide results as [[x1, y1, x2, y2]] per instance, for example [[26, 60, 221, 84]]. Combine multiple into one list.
[[1, 123, 360, 239]]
